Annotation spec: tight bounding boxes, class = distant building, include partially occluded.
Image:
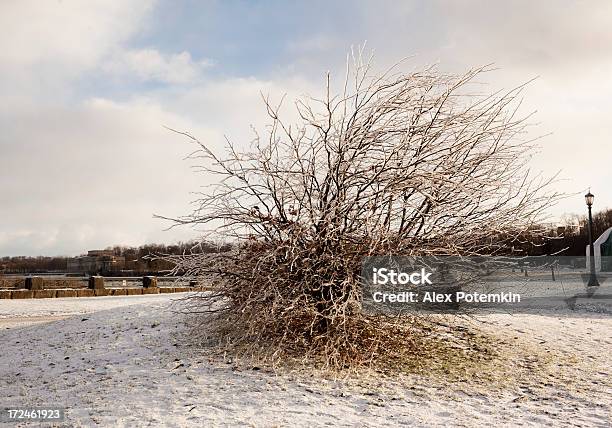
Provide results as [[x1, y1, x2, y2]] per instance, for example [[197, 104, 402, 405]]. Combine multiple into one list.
[[67, 250, 125, 274], [556, 223, 581, 236]]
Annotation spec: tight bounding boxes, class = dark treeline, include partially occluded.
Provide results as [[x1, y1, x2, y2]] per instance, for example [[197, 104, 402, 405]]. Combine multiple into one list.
[[521, 208, 612, 256], [104, 241, 232, 260], [0, 256, 69, 274], [0, 241, 232, 274], [1, 209, 611, 274]]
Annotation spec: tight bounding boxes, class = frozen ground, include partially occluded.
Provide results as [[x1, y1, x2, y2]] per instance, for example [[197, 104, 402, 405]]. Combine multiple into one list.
[[0, 294, 189, 329], [0, 294, 610, 427]]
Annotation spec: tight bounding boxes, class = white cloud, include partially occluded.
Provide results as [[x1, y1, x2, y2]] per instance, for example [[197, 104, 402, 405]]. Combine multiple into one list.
[[0, 0, 155, 103], [103, 49, 213, 84], [0, 0, 152, 67], [0, 96, 212, 256], [0, 71, 324, 256]]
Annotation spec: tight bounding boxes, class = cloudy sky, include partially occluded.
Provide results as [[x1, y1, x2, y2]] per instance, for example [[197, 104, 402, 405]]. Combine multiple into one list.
[[2, 0, 611, 256]]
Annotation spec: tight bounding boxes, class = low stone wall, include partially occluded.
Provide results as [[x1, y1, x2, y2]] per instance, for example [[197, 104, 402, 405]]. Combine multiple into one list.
[[0, 278, 24, 289], [1, 277, 86, 289], [0, 275, 196, 299], [0, 286, 193, 299]]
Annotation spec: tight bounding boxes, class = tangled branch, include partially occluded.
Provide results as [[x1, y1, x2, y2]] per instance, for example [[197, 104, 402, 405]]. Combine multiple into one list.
[[161, 55, 560, 369]]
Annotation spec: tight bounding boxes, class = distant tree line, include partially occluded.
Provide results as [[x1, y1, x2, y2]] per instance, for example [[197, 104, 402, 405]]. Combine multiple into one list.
[[0, 256, 69, 274], [521, 207, 612, 256], [104, 241, 232, 260], [105, 241, 233, 275], [2, 209, 612, 274], [0, 240, 232, 274]]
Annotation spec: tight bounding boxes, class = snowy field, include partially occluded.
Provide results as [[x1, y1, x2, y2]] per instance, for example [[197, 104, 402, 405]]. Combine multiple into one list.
[[0, 293, 611, 427]]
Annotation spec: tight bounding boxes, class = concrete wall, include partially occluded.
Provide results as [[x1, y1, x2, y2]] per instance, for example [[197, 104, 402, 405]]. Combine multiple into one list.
[[0, 276, 197, 299]]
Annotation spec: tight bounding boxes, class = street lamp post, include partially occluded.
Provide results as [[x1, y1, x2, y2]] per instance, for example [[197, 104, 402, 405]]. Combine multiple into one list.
[[585, 191, 600, 287]]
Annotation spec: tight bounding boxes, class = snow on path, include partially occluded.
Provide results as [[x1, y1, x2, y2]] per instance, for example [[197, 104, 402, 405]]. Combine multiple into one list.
[[0, 294, 190, 328], [0, 297, 610, 427], [0, 293, 190, 319]]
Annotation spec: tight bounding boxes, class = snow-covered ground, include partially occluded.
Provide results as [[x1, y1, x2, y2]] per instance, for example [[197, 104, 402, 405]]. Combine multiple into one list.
[[0, 294, 611, 427], [0, 294, 189, 329]]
